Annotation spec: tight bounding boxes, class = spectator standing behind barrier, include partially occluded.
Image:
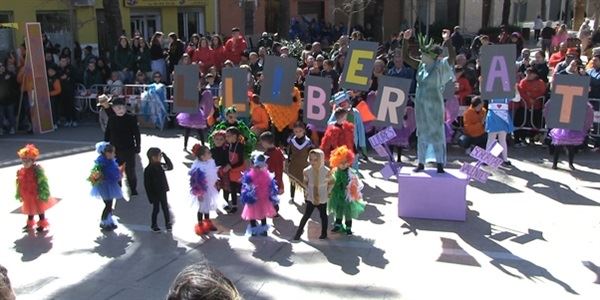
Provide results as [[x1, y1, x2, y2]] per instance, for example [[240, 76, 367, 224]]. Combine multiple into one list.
[[113, 36, 134, 83], [459, 97, 487, 153], [225, 28, 248, 66], [83, 59, 102, 89], [0, 62, 18, 135], [192, 37, 214, 74], [541, 22, 554, 55], [96, 58, 112, 83], [554, 48, 579, 75], [150, 32, 167, 79], [167, 32, 185, 82], [47, 65, 62, 129], [514, 67, 546, 147], [58, 55, 78, 127], [166, 263, 241, 300], [587, 54, 600, 148], [533, 15, 543, 41], [454, 65, 473, 105], [548, 42, 567, 69], [134, 37, 153, 79], [210, 35, 226, 70], [106, 71, 124, 96], [531, 51, 550, 83], [451, 26, 465, 53]]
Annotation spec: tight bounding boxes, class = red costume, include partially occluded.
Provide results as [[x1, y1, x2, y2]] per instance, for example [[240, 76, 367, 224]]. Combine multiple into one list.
[[191, 47, 214, 74], [15, 144, 57, 231], [225, 36, 248, 65], [320, 122, 355, 162], [265, 147, 285, 193]]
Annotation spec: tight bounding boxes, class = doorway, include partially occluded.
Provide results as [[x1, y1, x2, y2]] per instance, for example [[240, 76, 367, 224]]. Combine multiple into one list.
[[130, 12, 160, 41]]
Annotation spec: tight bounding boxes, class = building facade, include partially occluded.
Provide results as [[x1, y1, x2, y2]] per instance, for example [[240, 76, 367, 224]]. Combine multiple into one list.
[[0, 0, 217, 58]]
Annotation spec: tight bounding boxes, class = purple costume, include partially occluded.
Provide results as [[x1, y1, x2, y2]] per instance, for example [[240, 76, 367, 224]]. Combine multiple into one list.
[[176, 90, 213, 129], [549, 103, 594, 145]]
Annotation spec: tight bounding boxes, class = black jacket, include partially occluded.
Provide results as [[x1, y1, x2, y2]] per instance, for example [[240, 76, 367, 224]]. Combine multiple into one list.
[[0, 72, 18, 106], [104, 113, 141, 153], [211, 145, 229, 167], [144, 153, 173, 200]]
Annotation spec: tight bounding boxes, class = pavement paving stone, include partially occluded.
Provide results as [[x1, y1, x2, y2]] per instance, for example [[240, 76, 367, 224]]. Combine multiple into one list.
[[1, 126, 599, 299]]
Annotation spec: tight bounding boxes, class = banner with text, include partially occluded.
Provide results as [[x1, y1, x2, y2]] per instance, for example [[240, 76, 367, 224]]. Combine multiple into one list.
[[303, 75, 332, 130], [340, 41, 378, 91]]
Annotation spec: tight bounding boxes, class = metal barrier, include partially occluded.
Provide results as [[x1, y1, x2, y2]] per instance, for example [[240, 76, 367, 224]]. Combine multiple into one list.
[[511, 96, 546, 132], [74, 83, 176, 116], [589, 98, 600, 140]]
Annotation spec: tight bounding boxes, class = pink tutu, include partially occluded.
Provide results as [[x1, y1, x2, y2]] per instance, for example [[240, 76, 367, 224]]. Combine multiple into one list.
[[241, 169, 278, 221]]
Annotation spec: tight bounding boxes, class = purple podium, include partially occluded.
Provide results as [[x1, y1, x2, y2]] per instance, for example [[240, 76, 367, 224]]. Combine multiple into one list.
[[397, 167, 468, 221]]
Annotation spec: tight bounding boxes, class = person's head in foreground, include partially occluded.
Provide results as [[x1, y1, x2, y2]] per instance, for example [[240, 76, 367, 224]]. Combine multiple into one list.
[[0, 264, 16, 300], [166, 263, 241, 300]]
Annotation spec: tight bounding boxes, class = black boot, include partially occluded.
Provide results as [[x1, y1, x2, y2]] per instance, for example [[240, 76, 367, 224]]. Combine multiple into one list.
[[552, 148, 560, 169], [293, 229, 303, 240], [436, 163, 445, 173], [413, 163, 424, 172]]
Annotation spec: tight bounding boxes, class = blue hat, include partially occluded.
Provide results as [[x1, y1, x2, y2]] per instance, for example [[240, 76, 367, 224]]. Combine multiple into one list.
[[332, 90, 351, 105], [95, 141, 111, 154]]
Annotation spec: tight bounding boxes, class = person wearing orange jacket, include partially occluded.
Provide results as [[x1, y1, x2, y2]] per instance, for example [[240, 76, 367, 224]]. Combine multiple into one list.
[[548, 42, 567, 69], [514, 67, 547, 147], [47, 65, 62, 129], [250, 94, 269, 136], [454, 65, 473, 105]]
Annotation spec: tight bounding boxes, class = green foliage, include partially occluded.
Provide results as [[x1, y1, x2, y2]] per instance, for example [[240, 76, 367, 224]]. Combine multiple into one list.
[[279, 38, 305, 65]]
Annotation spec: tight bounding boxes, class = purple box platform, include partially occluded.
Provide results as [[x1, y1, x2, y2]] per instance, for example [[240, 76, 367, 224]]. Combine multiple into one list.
[[397, 167, 467, 221]]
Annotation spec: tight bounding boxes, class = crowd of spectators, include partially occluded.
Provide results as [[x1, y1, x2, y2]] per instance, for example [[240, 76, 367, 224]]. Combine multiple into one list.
[[1, 18, 600, 155]]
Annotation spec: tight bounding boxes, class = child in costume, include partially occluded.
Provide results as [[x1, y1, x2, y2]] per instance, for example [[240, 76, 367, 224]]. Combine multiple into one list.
[[320, 107, 355, 164], [485, 98, 514, 167], [328, 146, 365, 235], [89, 142, 123, 231], [189, 145, 220, 235], [15, 144, 57, 232], [144, 147, 173, 232], [209, 106, 257, 160], [240, 152, 280, 236], [223, 127, 246, 213], [286, 121, 314, 203], [176, 89, 213, 150], [210, 130, 231, 206], [547, 102, 594, 170], [293, 149, 333, 240], [260, 132, 285, 213], [401, 29, 456, 173], [104, 97, 141, 196], [327, 90, 367, 163]]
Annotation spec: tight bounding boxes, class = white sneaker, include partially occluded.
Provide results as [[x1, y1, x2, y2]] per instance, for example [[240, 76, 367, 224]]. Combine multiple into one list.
[[9, 128, 15, 135], [71, 121, 78, 127], [65, 121, 72, 127]]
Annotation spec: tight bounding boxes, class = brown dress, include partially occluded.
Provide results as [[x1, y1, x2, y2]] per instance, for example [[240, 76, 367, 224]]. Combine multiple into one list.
[[286, 136, 313, 189]]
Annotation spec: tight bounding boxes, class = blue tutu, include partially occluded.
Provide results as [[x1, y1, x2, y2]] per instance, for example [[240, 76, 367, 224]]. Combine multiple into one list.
[[91, 182, 123, 200], [485, 109, 514, 133], [90, 155, 123, 200]]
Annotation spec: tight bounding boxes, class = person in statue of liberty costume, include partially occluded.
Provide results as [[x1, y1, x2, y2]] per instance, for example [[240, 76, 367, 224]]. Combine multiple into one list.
[[401, 29, 456, 173]]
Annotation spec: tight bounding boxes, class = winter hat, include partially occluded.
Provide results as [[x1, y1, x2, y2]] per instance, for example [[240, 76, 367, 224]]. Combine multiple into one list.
[[250, 151, 268, 168], [95, 141, 111, 155]]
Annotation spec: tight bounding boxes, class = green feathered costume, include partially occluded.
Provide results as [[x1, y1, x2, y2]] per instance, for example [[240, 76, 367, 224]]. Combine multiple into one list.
[[209, 119, 257, 160], [328, 168, 365, 220]]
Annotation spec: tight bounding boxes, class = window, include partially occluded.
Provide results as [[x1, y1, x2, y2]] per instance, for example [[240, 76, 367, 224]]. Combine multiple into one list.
[[0, 12, 15, 60], [177, 8, 205, 41], [36, 11, 73, 49]]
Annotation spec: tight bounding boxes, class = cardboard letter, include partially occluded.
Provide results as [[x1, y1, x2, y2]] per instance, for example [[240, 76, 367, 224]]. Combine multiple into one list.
[[261, 56, 298, 104], [480, 44, 516, 99], [221, 68, 249, 117], [371, 76, 411, 129], [303, 76, 332, 130], [340, 41, 378, 91], [546, 75, 590, 130], [173, 65, 199, 113]]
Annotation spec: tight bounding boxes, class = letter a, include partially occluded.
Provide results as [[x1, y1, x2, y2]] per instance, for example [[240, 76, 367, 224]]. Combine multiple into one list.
[[485, 56, 510, 92]]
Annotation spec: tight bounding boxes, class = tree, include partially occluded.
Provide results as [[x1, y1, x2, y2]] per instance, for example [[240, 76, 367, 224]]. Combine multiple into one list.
[[333, 0, 374, 35], [573, 0, 586, 30], [501, 0, 511, 25], [103, 0, 124, 52]]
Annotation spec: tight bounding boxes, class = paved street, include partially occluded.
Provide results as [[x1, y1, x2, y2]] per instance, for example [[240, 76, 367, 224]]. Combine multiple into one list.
[[1, 125, 599, 300]]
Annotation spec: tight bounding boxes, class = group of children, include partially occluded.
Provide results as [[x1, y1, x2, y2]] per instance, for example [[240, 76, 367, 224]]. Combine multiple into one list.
[[14, 100, 366, 240]]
